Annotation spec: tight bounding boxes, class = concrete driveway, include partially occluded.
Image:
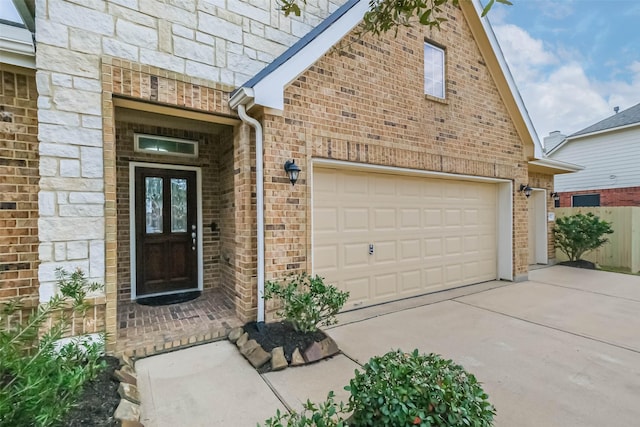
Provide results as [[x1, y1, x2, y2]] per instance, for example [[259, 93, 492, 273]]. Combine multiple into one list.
[[136, 266, 640, 426]]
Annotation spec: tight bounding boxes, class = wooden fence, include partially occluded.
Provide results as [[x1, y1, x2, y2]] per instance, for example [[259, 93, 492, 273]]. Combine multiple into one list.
[[555, 207, 640, 273]]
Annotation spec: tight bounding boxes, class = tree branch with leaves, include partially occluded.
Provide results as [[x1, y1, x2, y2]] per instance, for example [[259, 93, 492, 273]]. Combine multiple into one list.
[[277, 0, 512, 37]]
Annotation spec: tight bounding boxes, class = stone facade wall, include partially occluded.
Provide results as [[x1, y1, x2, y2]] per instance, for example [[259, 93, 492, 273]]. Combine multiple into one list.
[[0, 66, 39, 302], [34, 0, 346, 305], [260, 3, 532, 293]]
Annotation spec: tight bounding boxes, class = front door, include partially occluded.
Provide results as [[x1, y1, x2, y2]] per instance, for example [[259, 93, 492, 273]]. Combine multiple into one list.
[[135, 167, 198, 297]]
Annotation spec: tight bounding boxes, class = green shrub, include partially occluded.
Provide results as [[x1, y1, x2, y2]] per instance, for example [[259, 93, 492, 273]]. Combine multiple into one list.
[[0, 268, 106, 427], [553, 212, 614, 262], [261, 391, 350, 427], [263, 273, 349, 333], [346, 349, 495, 427], [261, 350, 495, 427]]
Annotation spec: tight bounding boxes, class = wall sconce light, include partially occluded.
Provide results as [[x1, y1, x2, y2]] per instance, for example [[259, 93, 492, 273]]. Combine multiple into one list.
[[550, 192, 560, 201], [284, 160, 301, 186], [519, 184, 532, 198]]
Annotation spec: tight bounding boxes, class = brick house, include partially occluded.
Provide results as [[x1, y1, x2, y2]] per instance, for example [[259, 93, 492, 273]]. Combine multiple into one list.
[[1, 0, 579, 356], [546, 102, 640, 207]]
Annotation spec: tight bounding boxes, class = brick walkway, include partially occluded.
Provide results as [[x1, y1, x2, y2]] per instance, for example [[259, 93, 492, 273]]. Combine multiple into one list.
[[115, 288, 243, 357]]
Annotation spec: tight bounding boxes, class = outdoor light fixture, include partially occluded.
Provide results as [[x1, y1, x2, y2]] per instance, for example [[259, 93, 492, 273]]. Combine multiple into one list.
[[550, 192, 560, 201], [519, 184, 532, 198], [284, 160, 301, 186]]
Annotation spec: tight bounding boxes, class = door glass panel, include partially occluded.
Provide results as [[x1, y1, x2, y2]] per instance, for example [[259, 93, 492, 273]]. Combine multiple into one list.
[[171, 178, 188, 233], [145, 177, 163, 234]]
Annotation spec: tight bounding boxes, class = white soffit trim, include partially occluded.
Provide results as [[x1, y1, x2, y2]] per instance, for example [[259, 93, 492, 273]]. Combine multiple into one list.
[[240, 0, 369, 111], [0, 22, 35, 68], [471, 0, 543, 159], [528, 158, 583, 173]]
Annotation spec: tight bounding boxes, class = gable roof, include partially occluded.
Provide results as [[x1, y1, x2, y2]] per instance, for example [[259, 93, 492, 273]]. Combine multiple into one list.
[[570, 102, 640, 138], [230, 0, 547, 160]]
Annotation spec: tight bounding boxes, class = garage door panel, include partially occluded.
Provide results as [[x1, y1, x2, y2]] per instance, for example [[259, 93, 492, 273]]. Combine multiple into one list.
[[400, 270, 421, 293], [343, 277, 371, 305], [314, 207, 338, 233], [314, 245, 339, 270], [374, 273, 397, 299], [400, 239, 421, 261], [344, 208, 369, 232], [313, 167, 497, 309], [343, 243, 369, 268], [423, 208, 442, 227], [374, 208, 396, 230]]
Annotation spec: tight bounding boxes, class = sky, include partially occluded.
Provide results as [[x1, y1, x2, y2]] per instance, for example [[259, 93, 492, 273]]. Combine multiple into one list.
[[489, 0, 640, 142]]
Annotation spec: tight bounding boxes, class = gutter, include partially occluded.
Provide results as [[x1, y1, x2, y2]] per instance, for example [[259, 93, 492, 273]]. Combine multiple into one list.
[[234, 103, 266, 323]]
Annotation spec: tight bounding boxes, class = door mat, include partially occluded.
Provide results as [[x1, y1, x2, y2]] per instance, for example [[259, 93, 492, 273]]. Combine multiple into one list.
[[136, 291, 201, 306]]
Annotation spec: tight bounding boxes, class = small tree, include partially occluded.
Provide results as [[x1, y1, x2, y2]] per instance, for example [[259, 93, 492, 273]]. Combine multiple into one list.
[[553, 213, 613, 262], [263, 273, 349, 333]]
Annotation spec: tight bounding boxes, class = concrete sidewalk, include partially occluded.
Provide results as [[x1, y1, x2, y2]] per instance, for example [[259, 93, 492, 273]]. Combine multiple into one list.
[[136, 266, 640, 426]]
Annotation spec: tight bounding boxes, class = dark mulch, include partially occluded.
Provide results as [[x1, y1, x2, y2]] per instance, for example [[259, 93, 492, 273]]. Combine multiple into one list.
[[244, 321, 326, 363], [61, 355, 121, 427], [558, 260, 596, 269]]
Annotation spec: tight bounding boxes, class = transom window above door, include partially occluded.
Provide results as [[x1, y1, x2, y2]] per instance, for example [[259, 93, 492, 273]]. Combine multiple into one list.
[[135, 134, 198, 158], [424, 42, 445, 99]]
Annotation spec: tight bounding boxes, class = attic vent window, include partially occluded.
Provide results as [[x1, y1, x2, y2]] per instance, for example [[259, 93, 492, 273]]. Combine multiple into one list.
[[135, 134, 198, 158], [424, 42, 445, 99]]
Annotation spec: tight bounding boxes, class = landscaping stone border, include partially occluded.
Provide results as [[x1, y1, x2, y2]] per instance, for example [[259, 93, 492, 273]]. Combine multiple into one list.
[[113, 353, 144, 427], [228, 326, 340, 371]]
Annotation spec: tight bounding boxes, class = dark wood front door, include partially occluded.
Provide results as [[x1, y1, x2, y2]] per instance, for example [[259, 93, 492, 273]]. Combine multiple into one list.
[[135, 167, 198, 297]]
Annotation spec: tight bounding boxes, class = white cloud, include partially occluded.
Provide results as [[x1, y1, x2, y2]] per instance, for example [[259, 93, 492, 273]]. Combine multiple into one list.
[[494, 23, 640, 142]]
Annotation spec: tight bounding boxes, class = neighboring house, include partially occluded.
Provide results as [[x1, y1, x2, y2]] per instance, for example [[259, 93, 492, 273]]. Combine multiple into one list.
[[547, 102, 640, 207], [0, 0, 579, 355]]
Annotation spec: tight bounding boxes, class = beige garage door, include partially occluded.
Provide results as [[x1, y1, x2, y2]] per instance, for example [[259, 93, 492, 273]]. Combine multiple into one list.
[[313, 167, 497, 310]]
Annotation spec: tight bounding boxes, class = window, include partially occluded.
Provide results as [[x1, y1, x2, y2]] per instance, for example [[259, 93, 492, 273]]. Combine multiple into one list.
[[572, 194, 600, 207], [424, 42, 445, 99], [135, 134, 198, 158]]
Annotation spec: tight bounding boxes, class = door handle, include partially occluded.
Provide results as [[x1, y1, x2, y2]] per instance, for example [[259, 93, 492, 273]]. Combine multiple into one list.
[[191, 225, 196, 251], [369, 244, 374, 255]]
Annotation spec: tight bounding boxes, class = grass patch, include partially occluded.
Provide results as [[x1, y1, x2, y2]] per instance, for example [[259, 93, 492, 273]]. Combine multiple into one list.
[[598, 265, 640, 276]]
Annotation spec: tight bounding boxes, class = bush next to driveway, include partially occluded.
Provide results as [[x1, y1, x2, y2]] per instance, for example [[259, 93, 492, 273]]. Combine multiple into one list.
[[553, 213, 614, 262]]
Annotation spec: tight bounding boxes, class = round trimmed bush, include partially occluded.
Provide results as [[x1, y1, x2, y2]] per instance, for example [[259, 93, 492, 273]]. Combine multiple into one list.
[[346, 349, 495, 426]]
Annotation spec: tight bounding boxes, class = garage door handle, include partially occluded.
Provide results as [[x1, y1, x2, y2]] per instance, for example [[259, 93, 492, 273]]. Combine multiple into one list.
[[369, 244, 374, 255]]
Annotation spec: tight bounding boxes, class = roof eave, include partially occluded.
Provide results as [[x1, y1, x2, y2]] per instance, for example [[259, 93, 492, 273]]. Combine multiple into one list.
[[528, 158, 583, 175]]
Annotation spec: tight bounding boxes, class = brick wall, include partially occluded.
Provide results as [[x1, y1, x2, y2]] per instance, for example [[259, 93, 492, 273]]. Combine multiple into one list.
[[0, 66, 39, 302], [261, 4, 531, 288], [558, 186, 640, 207]]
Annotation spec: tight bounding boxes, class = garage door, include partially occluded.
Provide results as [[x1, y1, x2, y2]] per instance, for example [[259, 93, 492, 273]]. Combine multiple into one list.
[[313, 167, 497, 310]]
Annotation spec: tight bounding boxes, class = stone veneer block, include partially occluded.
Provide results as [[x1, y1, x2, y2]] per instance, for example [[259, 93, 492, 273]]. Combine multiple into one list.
[[236, 332, 249, 348], [118, 382, 141, 405], [270, 346, 287, 371], [228, 327, 243, 343]]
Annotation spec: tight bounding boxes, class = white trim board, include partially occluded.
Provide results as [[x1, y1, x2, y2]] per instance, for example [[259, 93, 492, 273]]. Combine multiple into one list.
[[310, 159, 514, 285], [129, 162, 203, 300]]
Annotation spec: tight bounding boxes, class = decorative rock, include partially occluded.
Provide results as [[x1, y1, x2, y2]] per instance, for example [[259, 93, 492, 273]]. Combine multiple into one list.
[[271, 347, 287, 371], [246, 345, 271, 369], [121, 364, 137, 377], [228, 327, 244, 343], [118, 382, 141, 405], [303, 337, 340, 363], [290, 348, 305, 366], [236, 332, 249, 348], [239, 339, 260, 356], [114, 399, 141, 422], [121, 354, 135, 370], [114, 369, 137, 386]]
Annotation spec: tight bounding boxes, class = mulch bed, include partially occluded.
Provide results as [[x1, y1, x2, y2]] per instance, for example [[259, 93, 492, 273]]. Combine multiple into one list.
[[61, 355, 121, 427], [244, 321, 326, 364], [558, 260, 596, 269]]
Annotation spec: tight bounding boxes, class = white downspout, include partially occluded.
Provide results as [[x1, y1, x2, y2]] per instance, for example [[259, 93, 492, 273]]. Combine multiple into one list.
[[236, 104, 265, 323]]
